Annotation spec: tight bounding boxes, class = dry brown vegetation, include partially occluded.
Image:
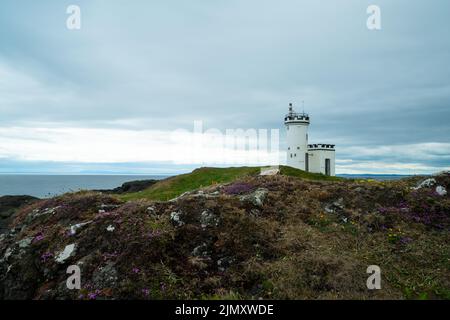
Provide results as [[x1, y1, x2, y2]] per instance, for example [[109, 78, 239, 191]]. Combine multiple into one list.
[[0, 171, 449, 300]]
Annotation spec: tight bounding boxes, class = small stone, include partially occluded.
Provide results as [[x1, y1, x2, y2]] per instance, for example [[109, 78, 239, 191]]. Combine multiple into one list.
[[106, 225, 115, 232], [33, 206, 60, 218], [170, 211, 185, 227], [436, 186, 447, 196], [333, 198, 344, 209], [324, 205, 334, 214], [217, 257, 234, 272], [240, 188, 269, 207], [100, 204, 120, 210], [17, 237, 33, 249], [200, 210, 219, 228], [2, 247, 13, 261], [192, 243, 209, 257], [325, 198, 344, 214], [55, 244, 76, 264], [69, 221, 92, 235]]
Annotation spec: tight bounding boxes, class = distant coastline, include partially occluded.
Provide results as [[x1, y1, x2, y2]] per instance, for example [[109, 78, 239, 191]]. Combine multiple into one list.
[[0, 174, 168, 198], [337, 174, 414, 180]]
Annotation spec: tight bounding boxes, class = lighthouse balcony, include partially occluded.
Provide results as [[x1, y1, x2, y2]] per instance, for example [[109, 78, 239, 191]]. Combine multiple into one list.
[[308, 144, 335, 151], [284, 112, 310, 122]]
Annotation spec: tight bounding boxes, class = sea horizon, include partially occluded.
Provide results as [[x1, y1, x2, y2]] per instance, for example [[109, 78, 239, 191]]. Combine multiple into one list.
[[0, 174, 169, 198], [0, 172, 416, 198]]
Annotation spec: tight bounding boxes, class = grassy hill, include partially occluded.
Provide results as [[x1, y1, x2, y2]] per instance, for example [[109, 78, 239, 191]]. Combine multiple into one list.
[[120, 166, 340, 201]]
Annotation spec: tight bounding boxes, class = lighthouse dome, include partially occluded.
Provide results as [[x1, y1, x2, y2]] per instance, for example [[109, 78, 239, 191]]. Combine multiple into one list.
[[284, 103, 310, 124]]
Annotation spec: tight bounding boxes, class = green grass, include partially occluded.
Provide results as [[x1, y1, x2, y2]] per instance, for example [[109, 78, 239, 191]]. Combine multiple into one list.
[[119, 167, 261, 201], [119, 166, 342, 202], [279, 165, 342, 181]]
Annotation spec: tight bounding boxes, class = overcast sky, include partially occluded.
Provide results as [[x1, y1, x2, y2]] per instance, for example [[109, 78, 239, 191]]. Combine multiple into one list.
[[0, 0, 449, 175]]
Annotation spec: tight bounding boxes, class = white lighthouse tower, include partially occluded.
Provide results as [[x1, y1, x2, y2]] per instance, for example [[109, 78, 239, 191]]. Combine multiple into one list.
[[284, 103, 336, 176], [285, 103, 310, 171]]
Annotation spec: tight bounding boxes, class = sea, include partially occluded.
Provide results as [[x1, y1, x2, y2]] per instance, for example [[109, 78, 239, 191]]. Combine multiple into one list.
[[0, 174, 412, 198], [337, 174, 412, 181], [0, 175, 168, 198]]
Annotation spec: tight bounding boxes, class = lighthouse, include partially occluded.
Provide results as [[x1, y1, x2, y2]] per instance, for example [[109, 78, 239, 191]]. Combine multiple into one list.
[[285, 103, 310, 171], [284, 103, 336, 176]]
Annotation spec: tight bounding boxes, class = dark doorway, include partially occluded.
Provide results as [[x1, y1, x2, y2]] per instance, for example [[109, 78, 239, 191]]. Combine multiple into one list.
[[305, 153, 309, 172], [325, 158, 331, 176]]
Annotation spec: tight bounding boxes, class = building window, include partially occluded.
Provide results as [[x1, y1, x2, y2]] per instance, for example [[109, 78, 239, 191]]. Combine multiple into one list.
[[290, 154, 293, 158], [288, 147, 290, 150], [297, 147, 300, 150], [294, 154, 296, 157]]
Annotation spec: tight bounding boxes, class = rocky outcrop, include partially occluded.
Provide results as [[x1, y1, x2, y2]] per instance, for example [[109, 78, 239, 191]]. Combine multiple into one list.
[[239, 188, 269, 207], [0, 196, 39, 235], [96, 179, 159, 194], [412, 178, 436, 190]]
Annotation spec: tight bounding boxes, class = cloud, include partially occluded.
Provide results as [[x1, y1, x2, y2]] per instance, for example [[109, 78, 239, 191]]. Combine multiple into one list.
[[0, 0, 449, 174], [0, 125, 280, 166], [0, 125, 448, 174]]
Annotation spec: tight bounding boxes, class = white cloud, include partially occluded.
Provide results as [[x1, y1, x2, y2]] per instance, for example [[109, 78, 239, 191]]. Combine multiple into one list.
[[1, 125, 448, 174], [336, 160, 450, 175], [335, 143, 450, 174], [339, 143, 450, 162], [0, 125, 280, 166]]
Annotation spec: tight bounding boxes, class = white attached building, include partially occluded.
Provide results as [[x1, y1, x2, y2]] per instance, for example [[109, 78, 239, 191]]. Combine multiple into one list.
[[284, 103, 336, 176]]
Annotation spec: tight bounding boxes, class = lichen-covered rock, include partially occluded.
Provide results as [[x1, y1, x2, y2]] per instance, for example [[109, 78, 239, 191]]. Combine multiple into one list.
[[192, 243, 209, 257], [239, 188, 269, 207], [2, 247, 13, 261], [92, 262, 118, 289], [17, 237, 33, 249], [34, 206, 60, 218], [325, 198, 344, 214], [199, 210, 219, 228], [435, 186, 447, 196], [69, 221, 92, 235], [412, 178, 436, 190], [55, 244, 76, 264], [170, 211, 184, 227]]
